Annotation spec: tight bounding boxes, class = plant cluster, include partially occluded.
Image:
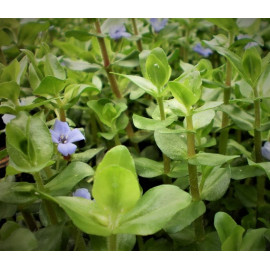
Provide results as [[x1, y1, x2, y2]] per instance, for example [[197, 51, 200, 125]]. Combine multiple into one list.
[[1, 18, 270, 251]]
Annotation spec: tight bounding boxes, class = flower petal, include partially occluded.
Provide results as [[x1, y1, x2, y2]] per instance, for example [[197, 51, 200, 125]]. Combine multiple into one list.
[[2, 114, 16, 125], [262, 142, 270, 160], [73, 188, 91, 200], [53, 120, 70, 136], [50, 129, 59, 143], [68, 129, 85, 143], [57, 143, 77, 156]]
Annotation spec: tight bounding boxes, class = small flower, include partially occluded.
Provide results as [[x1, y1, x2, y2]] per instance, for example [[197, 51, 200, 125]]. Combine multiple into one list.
[[261, 142, 270, 160], [193, 43, 213, 57], [2, 114, 16, 124], [50, 120, 85, 156], [73, 188, 91, 200], [2, 99, 26, 125], [237, 34, 259, 50], [150, 18, 168, 33], [109, 24, 131, 40]]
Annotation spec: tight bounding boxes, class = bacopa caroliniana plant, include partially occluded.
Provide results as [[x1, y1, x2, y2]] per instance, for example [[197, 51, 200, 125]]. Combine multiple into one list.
[[0, 18, 270, 252]]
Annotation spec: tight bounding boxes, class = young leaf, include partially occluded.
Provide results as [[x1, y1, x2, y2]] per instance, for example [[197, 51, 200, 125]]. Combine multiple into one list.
[[115, 185, 192, 235], [242, 47, 262, 85], [214, 212, 245, 251], [45, 162, 94, 196], [132, 114, 176, 131]]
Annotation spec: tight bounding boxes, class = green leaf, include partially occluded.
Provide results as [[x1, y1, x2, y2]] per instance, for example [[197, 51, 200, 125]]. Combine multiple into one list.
[[219, 104, 254, 131], [95, 145, 137, 177], [154, 128, 187, 160], [63, 84, 100, 108], [189, 152, 238, 166], [18, 20, 50, 45], [33, 76, 66, 97], [0, 148, 8, 160], [164, 201, 206, 234], [0, 226, 38, 251], [116, 185, 192, 235], [214, 212, 245, 251], [188, 110, 215, 130], [132, 114, 176, 131], [45, 162, 94, 196], [242, 47, 262, 85], [87, 99, 127, 128], [146, 48, 171, 89], [65, 30, 103, 41], [34, 224, 64, 251], [44, 53, 66, 80], [201, 167, 231, 201], [0, 29, 12, 46], [42, 195, 111, 236], [207, 18, 238, 33], [168, 81, 198, 109], [0, 182, 37, 204], [113, 73, 158, 98], [72, 147, 104, 163], [0, 59, 20, 83], [204, 38, 249, 81], [247, 159, 270, 180], [61, 58, 101, 72], [93, 165, 141, 215], [193, 101, 223, 113], [231, 165, 265, 180], [6, 112, 54, 173], [134, 157, 164, 178], [240, 228, 267, 251], [0, 81, 20, 103]]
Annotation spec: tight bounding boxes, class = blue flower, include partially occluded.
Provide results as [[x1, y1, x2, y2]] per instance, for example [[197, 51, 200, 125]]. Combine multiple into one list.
[[109, 24, 131, 40], [261, 142, 270, 160], [50, 120, 85, 156], [193, 43, 213, 57], [73, 188, 91, 200], [2, 114, 16, 124], [150, 18, 168, 33]]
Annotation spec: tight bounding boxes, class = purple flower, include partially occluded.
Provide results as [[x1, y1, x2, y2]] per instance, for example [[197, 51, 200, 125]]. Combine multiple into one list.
[[50, 120, 85, 156], [261, 142, 270, 160], [109, 24, 131, 40], [237, 34, 259, 50], [150, 18, 168, 33], [2, 114, 16, 124], [73, 188, 91, 200], [193, 43, 213, 57]]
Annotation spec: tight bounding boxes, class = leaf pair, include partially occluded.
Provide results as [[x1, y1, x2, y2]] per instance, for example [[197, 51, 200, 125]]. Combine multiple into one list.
[[41, 146, 192, 236]]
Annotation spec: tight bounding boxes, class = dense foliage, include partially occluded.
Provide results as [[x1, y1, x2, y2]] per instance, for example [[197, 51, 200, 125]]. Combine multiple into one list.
[[1, 18, 270, 251]]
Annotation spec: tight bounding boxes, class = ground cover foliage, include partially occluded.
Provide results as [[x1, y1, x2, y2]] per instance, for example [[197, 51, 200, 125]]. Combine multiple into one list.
[[1, 18, 270, 251]]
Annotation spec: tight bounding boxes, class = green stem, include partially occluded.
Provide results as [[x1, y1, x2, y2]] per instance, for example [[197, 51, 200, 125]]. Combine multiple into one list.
[[253, 87, 265, 206], [74, 228, 86, 251], [33, 172, 58, 225], [107, 234, 117, 251], [21, 210, 38, 231], [186, 114, 205, 240], [131, 18, 143, 52], [218, 32, 234, 155], [114, 133, 121, 146], [157, 97, 171, 183], [0, 47, 7, 65], [95, 19, 137, 146]]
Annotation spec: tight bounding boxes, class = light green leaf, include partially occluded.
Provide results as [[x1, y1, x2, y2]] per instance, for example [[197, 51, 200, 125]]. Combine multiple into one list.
[[189, 152, 238, 166], [116, 185, 192, 235], [45, 162, 94, 196], [0, 81, 20, 103], [132, 114, 176, 131], [33, 76, 66, 97], [201, 167, 231, 201], [134, 157, 164, 178], [164, 201, 206, 234], [44, 53, 66, 80]]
